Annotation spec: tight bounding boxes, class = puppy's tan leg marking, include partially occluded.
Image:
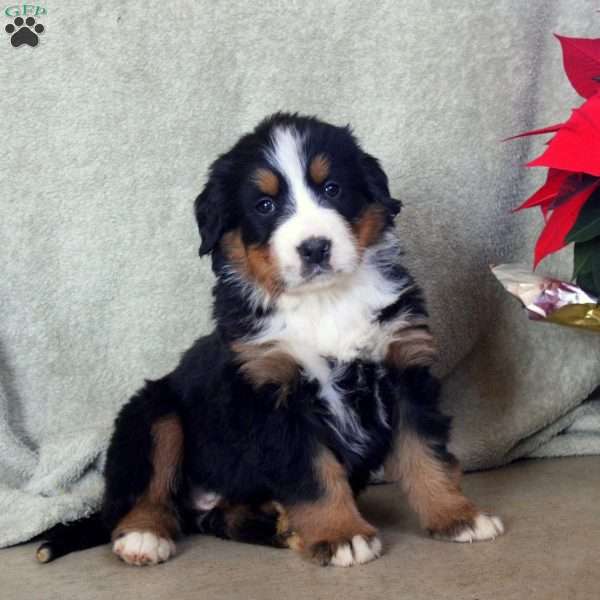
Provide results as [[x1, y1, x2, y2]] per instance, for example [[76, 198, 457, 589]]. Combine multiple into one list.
[[231, 341, 299, 406], [385, 321, 437, 369], [386, 432, 504, 542], [283, 450, 382, 567], [112, 415, 183, 566]]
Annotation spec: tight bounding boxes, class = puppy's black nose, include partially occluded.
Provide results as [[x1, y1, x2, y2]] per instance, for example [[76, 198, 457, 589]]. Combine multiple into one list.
[[297, 237, 331, 266]]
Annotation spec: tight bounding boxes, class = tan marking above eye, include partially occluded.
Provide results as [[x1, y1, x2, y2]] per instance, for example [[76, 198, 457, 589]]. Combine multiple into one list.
[[253, 168, 279, 196], [309, 153, 330, 184]]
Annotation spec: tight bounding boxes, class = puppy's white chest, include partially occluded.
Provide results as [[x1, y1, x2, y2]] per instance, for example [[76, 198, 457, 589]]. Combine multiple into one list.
[[274, 292, 378, 362], [252, 265, 406, 375]]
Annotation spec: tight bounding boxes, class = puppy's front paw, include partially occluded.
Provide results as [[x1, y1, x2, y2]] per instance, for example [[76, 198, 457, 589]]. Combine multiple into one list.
[[311, 534, 382, 567], [433, 513, 505, 543], [113, 531, 176, 566]]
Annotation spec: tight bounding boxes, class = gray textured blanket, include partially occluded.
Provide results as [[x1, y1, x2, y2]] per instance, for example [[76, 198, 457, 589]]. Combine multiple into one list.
[[2, 0, 599, 548]]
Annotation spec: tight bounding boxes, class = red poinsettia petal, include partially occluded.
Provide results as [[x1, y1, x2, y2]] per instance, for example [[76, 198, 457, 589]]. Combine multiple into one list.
[[547, 172, 599, 209], [503, 123, 563, 142], [534, 180, 600, 267], [527, 94, 600, 176], [556, 35, 600, 99], [513, 168, 570, 211], [540, 203, 551, 220]]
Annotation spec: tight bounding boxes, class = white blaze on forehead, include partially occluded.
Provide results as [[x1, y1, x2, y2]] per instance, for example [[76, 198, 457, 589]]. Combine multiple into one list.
[[265, 126, 359, 290], [266, 126, 311, 210]]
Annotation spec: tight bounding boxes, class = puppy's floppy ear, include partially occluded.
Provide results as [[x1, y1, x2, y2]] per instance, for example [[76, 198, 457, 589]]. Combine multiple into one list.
[[361, 152, 402, 220], [194, 179, 227, 256]]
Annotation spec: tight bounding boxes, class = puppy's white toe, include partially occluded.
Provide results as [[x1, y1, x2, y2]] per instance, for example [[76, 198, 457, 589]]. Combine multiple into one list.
[[113, 531, 175, 566], [330, 535, 382, 567]]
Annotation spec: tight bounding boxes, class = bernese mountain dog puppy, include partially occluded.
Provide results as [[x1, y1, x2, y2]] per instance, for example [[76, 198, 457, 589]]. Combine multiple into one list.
[[37, 113, 503, 568]]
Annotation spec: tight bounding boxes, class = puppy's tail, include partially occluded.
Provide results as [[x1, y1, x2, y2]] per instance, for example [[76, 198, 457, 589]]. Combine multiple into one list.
[[35, 513, 110, 563]]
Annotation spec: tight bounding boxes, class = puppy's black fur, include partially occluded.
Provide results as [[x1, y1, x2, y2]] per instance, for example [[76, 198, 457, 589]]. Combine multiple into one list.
[[38, 113, 500, 566]]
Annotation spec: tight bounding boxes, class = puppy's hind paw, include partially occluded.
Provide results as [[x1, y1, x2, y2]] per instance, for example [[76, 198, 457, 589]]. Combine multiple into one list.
[[113, 531, 175, 566]]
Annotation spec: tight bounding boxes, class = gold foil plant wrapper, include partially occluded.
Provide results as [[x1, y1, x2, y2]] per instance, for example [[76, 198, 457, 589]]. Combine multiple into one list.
[[492, 264, 600, 332]]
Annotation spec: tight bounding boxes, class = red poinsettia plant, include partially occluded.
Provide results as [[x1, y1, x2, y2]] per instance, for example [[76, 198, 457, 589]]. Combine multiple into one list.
[[511, 34, 600, 297]]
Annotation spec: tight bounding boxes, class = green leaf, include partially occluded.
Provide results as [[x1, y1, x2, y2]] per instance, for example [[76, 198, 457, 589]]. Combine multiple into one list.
[[566, 187, 600, 243], [594, 252, 600, 298], [576, 269, 597, 296], [574, 236, 600, 297], [573, 237, 600, 278]]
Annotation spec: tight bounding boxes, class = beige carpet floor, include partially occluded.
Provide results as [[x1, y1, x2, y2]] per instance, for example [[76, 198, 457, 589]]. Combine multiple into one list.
[[2, 457, 598, 600]]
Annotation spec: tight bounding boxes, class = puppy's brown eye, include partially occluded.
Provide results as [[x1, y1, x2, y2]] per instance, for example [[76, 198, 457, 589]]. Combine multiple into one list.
[[255, 197, 276, 215], [323, 181, 341, 199]]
